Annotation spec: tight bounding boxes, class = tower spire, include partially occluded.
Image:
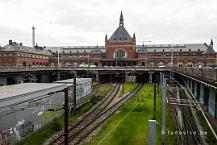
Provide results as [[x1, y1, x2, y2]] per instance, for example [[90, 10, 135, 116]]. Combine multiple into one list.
[[210, 38, 213, 46], [105, 34, 108, 41], [119, 11, 124, 26], [133, 33, 136, 42]]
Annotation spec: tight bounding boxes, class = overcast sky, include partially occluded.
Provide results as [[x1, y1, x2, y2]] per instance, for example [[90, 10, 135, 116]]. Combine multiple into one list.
[[0, 0, 217, 49]]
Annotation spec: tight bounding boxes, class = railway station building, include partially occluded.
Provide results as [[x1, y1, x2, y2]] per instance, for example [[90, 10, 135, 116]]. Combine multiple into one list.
[[47, 12, 217, 68], [0, 40, 50, 67], [0, 12, 216, 67]]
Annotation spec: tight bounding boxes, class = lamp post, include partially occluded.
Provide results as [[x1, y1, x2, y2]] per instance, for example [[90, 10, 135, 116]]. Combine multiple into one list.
[[64, 88, 69, 145], [143, 41, 151, 67], [57, 47, 60, 68], [170, 44, 173, 67], [88, 53, 90, 67], [162, 75, 167, 145], [170, 44, 174, 85]]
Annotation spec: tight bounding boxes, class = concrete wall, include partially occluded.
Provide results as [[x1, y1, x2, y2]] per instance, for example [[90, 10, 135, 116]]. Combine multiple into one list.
[[200, 83, 204, 103], [0, 92, 64, 145], [208, 88, 216, 118], [0, 77, 7, 85]]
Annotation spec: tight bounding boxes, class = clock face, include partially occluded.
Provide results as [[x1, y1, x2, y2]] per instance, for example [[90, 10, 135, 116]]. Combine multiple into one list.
[[113, 48, 127, 59]]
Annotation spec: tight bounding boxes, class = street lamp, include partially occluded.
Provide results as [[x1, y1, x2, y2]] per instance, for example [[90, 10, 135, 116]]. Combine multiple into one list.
[[170, 44, 174, 67], [142, 41, 151, 67], [57, 47, 60, 68]]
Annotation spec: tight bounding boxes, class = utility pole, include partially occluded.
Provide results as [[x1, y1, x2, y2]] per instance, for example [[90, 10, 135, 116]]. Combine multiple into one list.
[[143, 40, 151, 67], [88, 53, 90, 67], [153, 83, 156, 120], [162, 75, 166, 145], [122, 70, 124, 93], [57, 47, 60, 68], [64, 88, 69, 145], [110, 69, 113, 84], [171, 44, 173, 67], [73, 71, 77, 109]]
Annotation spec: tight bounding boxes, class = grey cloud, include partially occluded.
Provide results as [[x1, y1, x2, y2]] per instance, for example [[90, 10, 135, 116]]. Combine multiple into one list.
[[0, 0, 217, 50]]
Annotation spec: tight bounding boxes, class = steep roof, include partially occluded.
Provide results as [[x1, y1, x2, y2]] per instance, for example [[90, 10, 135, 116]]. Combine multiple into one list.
[[108, 26, 133, 43], [0, 41, 50, 55], [204, 46, 215, 53], [108, 12, 134, 43], [203, 39, 215, 54]]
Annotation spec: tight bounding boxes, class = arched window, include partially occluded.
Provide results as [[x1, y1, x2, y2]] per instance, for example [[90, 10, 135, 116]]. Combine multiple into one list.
[[187, 62, 193, 68], [149, 62, 155, 67], [73, 62, 78, 67], [177, 62, 184, 68], [113, 49, 127, 59]]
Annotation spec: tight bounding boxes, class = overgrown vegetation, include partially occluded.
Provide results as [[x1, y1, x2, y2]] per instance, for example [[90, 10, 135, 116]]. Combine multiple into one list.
[[118, 82, 138, 97], [84, 83, 176, 145], [16, 84, 113, 145], [196, 111, 217, 145]]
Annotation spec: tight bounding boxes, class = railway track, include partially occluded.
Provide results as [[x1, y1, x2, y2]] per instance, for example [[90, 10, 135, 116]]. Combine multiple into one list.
[[47, 83, 143, 145], [69, 83, 143, 145], [167, 82, 203, 145], [179, 89, 203, 145], [46, 83, 121, 145]]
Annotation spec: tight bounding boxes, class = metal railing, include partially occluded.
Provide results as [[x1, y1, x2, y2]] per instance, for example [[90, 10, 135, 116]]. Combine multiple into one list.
[[174, 67, 217, 83], [0, 66, 170, 72]]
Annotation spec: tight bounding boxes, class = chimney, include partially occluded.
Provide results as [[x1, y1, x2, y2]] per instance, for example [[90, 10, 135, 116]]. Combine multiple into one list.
[[9, 40, 12, 45], [32, 26, 35, 48]]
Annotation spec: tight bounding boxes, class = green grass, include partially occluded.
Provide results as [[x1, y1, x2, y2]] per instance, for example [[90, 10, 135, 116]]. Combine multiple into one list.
[[196, 111, 217, 145], [84, 83, 176, 145], [92, 84, 114, 102], [16, 84, 114, 145], [119, 83, 138, 97]]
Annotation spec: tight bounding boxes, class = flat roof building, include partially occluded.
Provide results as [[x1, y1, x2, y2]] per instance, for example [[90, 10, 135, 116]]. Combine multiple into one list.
[[55, 78, 92, 108], [0, 83, 67, 145]]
